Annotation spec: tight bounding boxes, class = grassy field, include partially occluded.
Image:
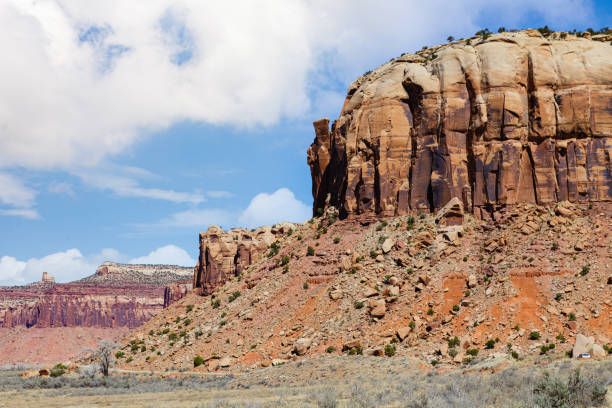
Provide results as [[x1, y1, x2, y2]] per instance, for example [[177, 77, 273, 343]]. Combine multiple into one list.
[[0, 356, 610, 407]]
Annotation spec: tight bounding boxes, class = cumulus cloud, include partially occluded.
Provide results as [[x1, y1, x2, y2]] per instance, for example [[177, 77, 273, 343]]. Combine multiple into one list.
[[238, 188, 311, 228], [0, 0, 594, 172], [129, 245, 196, 266], [0, 248, 125, 285], [0, 172, 40, 219], [77, 165, 205, 204]]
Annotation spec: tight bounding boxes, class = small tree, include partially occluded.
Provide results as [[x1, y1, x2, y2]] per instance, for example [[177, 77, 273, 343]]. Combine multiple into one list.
[[96, 340, 116, 377]]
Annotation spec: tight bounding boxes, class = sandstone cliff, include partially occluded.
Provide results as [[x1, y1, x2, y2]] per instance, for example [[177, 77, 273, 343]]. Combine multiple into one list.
[[0, 264, 193, 329], [193, 223, 296, 295], [308, 30, 612, 219]]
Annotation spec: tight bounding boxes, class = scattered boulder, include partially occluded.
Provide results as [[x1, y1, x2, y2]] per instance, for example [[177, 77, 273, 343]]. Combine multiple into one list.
[[219, 357, 233, 368], [572, 334, 594, 358], [363, 287, 378, 297], [329, 289, 343, 300], [382, 238, 394, 254], [369, 299, 386, 318], [608, 276, 612, 285], [467, 274, 478, 288], [435, 197, 464, 226], [396, 326, 411, 341], [418, 274, 430, 286], [591, 344, 606, 359], [294, 338, 312, 355], [555, 206, 573, 217]]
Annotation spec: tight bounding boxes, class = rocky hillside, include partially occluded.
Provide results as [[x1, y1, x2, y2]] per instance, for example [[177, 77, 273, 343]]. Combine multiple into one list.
[[117, 200, 611, 372], [308, 30, 612, 219]]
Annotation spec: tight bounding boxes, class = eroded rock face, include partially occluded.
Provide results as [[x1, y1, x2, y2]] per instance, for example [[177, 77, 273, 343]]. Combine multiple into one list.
[[308, 31, 612, 218], [0, 265, 193, 328], [194, 223, 296, 295]]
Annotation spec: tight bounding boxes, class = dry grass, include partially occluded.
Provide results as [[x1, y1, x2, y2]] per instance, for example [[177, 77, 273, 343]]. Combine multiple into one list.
[[0, 357, 610, 407]]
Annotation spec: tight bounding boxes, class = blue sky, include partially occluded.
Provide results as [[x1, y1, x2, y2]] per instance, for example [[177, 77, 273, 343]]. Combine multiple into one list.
[[0, 0, 610, 284]]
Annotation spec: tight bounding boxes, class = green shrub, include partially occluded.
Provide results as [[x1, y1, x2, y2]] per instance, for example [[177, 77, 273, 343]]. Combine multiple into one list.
[[115, 351, 125, 359], [184, 318, 191, 326], [485, 339, 496, 349], [580, 265, 590, 276], [467, 348, 479, 356], [168, 333, 178, 341], [354, 301, 364, 309], [555, 293, 562, 301], [268, 242, 280, 257], [448, 348, 458, 358], [556, 334, 566, 343], [50, 363, 67, 378], [307, 246, 315, 256], [228, 291, 241, 302], [211, 299, 221, 309], [219, 320, 226, 326], [384, 344, 396, 357], [409, 321, 416, 330], [193, 355, 204, 367], [303, 282, 309, 290], [280, 255, 290, 266], [131, 344, 139, 352], [569, 312, 576, 321], [452, 304, 460, 312], [511, 351, 519, 360], [149, 330, 154, 336], [126, 357, 133, 363], [326, 346, 336, 353], [529, 331, 541, 340], [186, 305, 194, 313], [534, 369, 607, 408], [140, 346, 146, 352]]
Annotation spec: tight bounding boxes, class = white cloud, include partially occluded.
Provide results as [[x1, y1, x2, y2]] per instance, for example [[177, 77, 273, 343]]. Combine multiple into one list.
[[140, 208, 235, 229], [0, 172, 37, 208], [129, 245, 196, 266], [48, 181, 75, 196], [0, 172, 40, 219], [0, 248, 125, 286], [0, 0, 593, 171], [77, 166, 205, 204], [206, 190, 234, 199], [0, 208, 40, 220], [238, 188, 311, 228]]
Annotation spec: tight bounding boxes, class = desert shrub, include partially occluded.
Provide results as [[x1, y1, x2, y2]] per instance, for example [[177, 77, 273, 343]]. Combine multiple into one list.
[[193, 356, 204, 367], [486, 339, 496, 349], [427, 308, 434, 316], [303, 282, 309, 290], [211, 299, 221, 309], [569, 312, 576, 321], [580, 265, 590, 276], [376, 221, 388, 231], [186, 305, 194, 313], [307, 246, 315, 256], [50, 363, 67, 378], [228, 291, 241, 302], [267, 242, 280, 257], [449, 348, 458, 358], [184, 318, 191, 326], [333, 237, 340, 244], [326, 346, 336, 353], [529, 331, 541, 340], [556, 334, 566, 343], [115, 351, 124, 359], [555, 293, 563, 301], [384, 344, 396, 357], [354, 301, 364, 309], [168, 333, 178, 341], [370, 250, 377, 259], [280, 255, 290, 266], [314, 387, 338, 408], [409, 321, 416, 330], [534, 369, 607, 408], [452, 304, 460, 312], [467, 348, 479, 356], [140, 346, 146, 352]]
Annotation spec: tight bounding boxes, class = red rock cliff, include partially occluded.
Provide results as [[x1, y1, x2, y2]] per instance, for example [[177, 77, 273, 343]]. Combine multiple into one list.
[[0, 264, 193, 328], [308, 31, 612, 219], [193, 223, 296, 295]]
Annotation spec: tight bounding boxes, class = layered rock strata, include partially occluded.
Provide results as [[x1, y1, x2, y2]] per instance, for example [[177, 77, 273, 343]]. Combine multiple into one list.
[[308, 31, 612, 218], [194, 223, 296, 295], [0, 264, 194, 328]]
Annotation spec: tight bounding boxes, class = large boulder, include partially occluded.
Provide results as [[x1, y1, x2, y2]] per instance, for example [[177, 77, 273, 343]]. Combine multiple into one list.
[[294, 338, 312, 355], [572, 334, 595, 358]]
